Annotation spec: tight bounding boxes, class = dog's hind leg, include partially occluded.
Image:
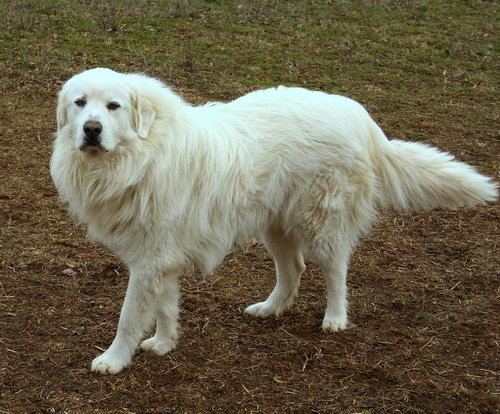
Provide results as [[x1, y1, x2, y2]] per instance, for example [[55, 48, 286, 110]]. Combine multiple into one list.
[[311, 209, 370, 333], [245, 226, 305, 318], [314, 247, 353, 333], [306, 171, 376, 332], [91, 267, 180, 374], [140, 274, 180, 355]]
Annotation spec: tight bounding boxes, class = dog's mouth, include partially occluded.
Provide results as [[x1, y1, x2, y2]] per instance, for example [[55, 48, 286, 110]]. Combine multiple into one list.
[[79, 142, 108, 153]]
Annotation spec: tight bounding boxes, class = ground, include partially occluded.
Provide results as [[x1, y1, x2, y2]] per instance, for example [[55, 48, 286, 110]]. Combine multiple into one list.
[[0, 1, 498, 413]]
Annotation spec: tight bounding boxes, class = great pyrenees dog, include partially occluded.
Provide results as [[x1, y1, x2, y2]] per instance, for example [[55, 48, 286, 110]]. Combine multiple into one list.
[[51, 68, 497, 374]]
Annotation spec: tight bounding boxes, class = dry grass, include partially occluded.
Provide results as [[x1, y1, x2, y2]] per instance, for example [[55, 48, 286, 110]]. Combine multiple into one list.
[[0, 0, 499, 413]]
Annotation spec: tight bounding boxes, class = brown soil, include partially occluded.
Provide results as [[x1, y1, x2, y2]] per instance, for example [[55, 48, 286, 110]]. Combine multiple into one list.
[[1, 87, 498, 414]]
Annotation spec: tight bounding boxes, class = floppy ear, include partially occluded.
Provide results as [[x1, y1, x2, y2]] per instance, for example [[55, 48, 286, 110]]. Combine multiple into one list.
[[56, 91, 68, 132], [132, 93, 156, 139]]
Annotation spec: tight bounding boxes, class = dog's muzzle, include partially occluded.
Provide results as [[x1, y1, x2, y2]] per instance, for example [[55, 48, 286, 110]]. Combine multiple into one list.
[[82, 120, 103, 149]]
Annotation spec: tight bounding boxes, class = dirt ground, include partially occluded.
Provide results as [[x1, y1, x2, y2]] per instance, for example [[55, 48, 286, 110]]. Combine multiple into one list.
[[1, 1, 499, 413]]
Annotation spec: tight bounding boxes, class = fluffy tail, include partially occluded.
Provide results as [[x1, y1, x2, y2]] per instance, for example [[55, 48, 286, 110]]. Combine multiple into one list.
[[374, 134, 498, 211]]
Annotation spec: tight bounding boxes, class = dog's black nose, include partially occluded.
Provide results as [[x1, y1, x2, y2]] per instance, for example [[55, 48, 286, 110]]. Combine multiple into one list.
[[83, 120, 102, 144]]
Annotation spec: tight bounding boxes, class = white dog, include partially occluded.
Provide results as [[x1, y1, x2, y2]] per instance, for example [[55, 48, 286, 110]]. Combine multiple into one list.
[[51, 68, 497, 374]]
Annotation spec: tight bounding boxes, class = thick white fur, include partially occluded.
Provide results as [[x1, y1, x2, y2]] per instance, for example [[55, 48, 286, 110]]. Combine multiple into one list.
[[51, 68, 497, 374]]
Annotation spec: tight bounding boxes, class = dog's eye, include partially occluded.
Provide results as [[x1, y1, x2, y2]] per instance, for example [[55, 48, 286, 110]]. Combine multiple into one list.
[[75, 98, 86, 107], [107, 102, 120, 111]]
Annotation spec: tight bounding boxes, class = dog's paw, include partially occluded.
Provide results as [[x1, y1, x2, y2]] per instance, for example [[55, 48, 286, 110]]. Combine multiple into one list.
[[140, 336, 176, 355], [91, 351, 130, 375], [322, 316, 355, 333], [244, 301, 281, 318]]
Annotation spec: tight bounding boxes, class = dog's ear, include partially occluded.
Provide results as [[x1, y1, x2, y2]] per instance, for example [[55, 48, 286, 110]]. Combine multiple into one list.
[[132, 93, 156, 139], [56, 90, 68, 132]]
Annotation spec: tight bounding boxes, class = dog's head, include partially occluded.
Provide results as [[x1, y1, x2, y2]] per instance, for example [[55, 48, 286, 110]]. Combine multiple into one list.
[[56, 68, 159, 153]]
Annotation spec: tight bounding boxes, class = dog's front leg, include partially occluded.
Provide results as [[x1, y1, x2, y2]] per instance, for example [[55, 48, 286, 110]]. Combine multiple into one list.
[[91, 267, 177, 374], [140, 273, 180, 355]]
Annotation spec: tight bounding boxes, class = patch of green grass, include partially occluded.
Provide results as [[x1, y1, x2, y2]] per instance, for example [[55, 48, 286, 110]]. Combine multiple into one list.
[[0, 0, 497, 147], [1, 1, 497, 95], [1, 1, 497, 186]]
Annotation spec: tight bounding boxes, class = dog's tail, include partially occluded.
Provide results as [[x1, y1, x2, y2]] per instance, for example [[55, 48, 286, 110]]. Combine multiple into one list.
[[371, 124, 498, 211]]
